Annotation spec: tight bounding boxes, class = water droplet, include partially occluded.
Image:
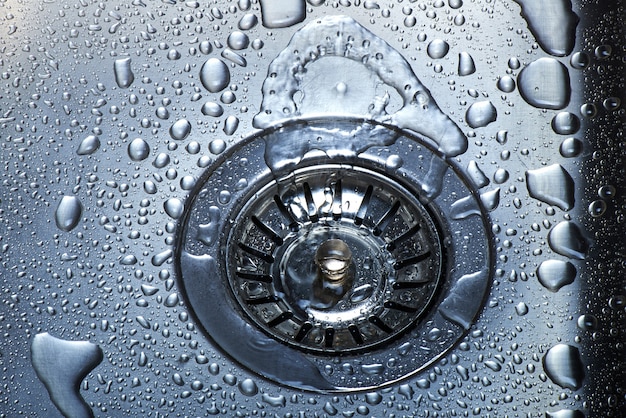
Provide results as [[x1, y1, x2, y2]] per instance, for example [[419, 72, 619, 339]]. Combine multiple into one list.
[[546, 410, 585, 418], [239, 13, 258, 30], [440, 270, 489, 329], [559, 137, 583, 158], [164, 292, 179, 307], [209, 139, 227, 155], [238, 378, 258, 396], [594, 44, 612, 59], [548, 222, 589, 260], [588, 200, 606, 217], [201, 101, 224, 117], [170, 119, 191, 140], [31, 333, 103, 418], [164, 198, 184, 219], [200, 58, 230, 93], [569, 51, 590, 69], [598, 185, 616, 199], [515, 302, 529, 316], [513, 0, 579, 56], [551, 112, 580, 135], [448, 0, 463, 8], [77, 135, 100, 155], [55, 196, 82, 232], [259, 0, 306, 28], [458, 51, 476, 76], [543, 344, 585, 390], [467, 160, 489, 188], [536, 259, 576, 292], [128, 138, 150, 161], [496, 75, 516, 93], [602, 96, 621, 111], [223, 115, 240, 135], [508, 57, 521, 70], [526, 164, 575, 210], [517, 58, 571, 109], [580, 102, 597, 118], [577, 314, 598, 331], [196, 206, 221, 246], [466, 101, 497, 128], [114, 57, 134, 88], [427, 39, 450, 59], [227, 31, 250, 50]]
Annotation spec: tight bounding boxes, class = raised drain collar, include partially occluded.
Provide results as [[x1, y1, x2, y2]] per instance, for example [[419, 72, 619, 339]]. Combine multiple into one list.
[[176, 119, 492, 392]]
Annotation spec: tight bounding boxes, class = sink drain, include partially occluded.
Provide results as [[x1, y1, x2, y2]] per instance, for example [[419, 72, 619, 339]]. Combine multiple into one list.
[[176, 119, 492, 391], [228, 165, 443, 354]]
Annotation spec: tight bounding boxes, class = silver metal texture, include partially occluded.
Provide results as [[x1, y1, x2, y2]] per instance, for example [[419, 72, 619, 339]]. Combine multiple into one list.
[[0, 0, 624, 417]]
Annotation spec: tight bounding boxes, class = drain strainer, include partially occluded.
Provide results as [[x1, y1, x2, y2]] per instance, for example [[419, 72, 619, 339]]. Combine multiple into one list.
[[228, 165, 443, 354], [176, 119, 492, 391]]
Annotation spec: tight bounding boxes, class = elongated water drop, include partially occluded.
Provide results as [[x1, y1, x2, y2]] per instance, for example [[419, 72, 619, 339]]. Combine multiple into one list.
[[77, 135, 100, 155], [55, 196, 82, 232], [200, 58, 230, 93], [548, 222, 589, 260], [128, 137, 150, 161], [114, 57, 134, 88], [458, 52, 476, 76]]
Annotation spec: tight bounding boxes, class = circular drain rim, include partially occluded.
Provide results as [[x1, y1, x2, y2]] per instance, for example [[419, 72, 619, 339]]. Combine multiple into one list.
[[226, 164, 445, 354], [175, 117, 493, 392]]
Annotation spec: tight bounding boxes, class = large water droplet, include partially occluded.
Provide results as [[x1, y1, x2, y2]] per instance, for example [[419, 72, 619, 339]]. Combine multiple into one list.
[[31, 333, 103, 418], [458, 51, 476, 76], [128, 138, 150, 161], [551, 112, 580, 135], [496, 75, 516, 93], [55, 196, 83, 232], [259, 0, 306, 28], [513, 0, 579, 56], [114, 57, 134, 88], [526, 164, 575, 210], [536, 259, 576, 292], [427, 39, 450, 59], [201, 101, 224, 117], [238, 378, 258, 396], [238, 13, 258, 30], [548, 221, 589, 260], [517, 58, 571, 109], [559, 137, 583, 158], [543, 344, 585, 390], [164, 198, 184, 219], [546, 410, 585, 418], [227, 31, 250, 50], [466, 101, 497, 128], [200, 58, 230, 93], [170, 119, 191, 140], [77, 135, 100, 155], [440, 270, 489, 330]]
